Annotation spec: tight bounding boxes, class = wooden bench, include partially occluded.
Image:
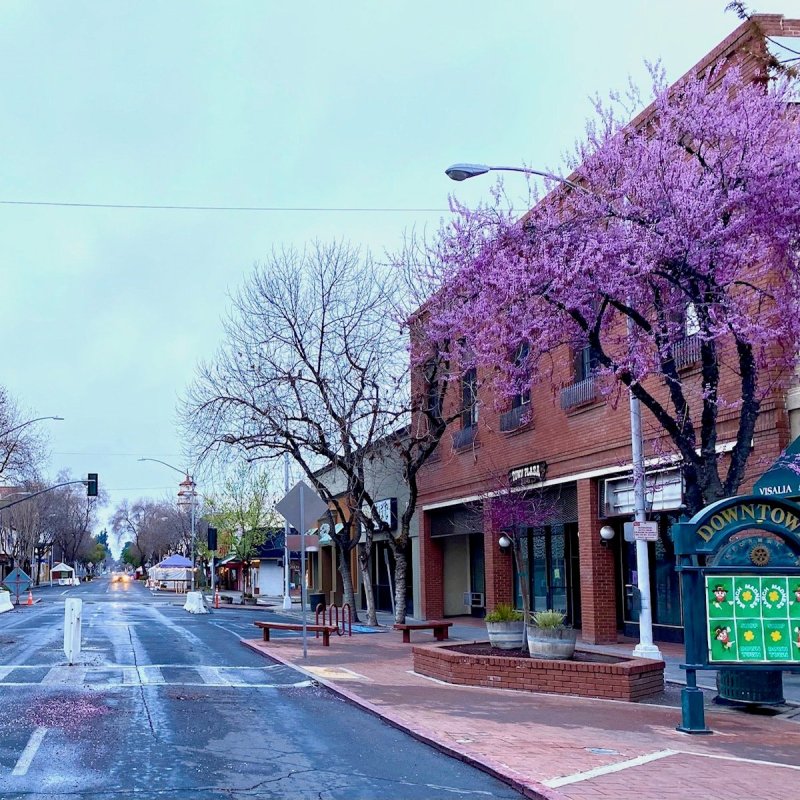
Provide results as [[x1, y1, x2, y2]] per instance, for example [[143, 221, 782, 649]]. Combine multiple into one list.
[[254, 621, 338, 646], [393, 621, 453, 644]]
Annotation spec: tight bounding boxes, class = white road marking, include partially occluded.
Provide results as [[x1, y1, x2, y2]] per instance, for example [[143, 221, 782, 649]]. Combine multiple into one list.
[[196, 666, 232, 686], [673, 749, 800, 771], [11, 727, 47, 776], [0, 666, 15, 681], [137, 665, 165, 685], [544, 749, 679, 788], [42, 666, 86, 685]]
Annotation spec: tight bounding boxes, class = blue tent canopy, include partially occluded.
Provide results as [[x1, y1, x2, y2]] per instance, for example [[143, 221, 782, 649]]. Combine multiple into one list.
[[157, 554, 192, 568]]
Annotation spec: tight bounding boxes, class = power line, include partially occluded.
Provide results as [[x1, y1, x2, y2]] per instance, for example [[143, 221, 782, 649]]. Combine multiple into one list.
[[0, 200, 448, 213]]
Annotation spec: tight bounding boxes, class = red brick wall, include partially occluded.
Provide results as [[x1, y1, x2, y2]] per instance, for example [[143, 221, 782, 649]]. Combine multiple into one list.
[[413, 643, 665, 701], [419, 513, 444, 619], [483, 499, 514, 611], [577, 479, 617, 644]]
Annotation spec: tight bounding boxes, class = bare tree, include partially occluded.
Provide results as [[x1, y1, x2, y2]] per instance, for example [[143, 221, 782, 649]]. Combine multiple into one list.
[[184, 241, 412, 623], [50, 472, 99, 571], [110, 499, 183, 574], [0, 387, 48, 484]]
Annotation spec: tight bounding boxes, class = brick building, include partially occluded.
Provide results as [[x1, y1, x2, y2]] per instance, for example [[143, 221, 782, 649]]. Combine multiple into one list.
[[416, 14, 800, 644]]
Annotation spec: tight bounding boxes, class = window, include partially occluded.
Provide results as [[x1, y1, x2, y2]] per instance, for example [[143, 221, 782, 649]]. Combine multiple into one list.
[[424, 360, 442, 420], [511, 342, 531, 409], [684, 302, 700, 337], [573, 340, 599, 383], [461, 367, 478, 429]]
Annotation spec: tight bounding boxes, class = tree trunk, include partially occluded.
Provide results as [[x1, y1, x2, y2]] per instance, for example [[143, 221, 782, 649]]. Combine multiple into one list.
[[337, 546, 360, 623], [358, 542, 378, 626], [393, 540, 409, 625]]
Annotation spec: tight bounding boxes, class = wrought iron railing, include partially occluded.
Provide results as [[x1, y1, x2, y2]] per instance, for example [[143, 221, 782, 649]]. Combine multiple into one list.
[[559, 376, 597, 411], [499, 404, 530, 432], [672, 333, 701, 369], [453, 425, 477, 449]]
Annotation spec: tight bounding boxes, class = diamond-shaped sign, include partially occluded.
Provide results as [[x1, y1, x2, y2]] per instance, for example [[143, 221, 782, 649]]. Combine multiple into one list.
[[3, 567, 31, 594], [275, 481, 328, 534]]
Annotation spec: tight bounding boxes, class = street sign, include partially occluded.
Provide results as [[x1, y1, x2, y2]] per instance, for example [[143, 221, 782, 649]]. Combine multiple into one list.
[[276, 481, 329, 533], [275, 481, 328, 660], [633, 521, 659, 541], [2, 567, 31, 600]]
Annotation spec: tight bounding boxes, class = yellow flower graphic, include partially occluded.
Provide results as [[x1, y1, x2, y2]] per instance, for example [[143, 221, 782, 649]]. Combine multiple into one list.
[[771, 631, 782, 642], [742, 590, 754, 602], [769, 590, 780, 602], [744, 630, 756, 642]]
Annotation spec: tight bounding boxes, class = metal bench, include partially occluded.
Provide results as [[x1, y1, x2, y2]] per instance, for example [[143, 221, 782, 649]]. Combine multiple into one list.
[[393, 621, 453, 644]]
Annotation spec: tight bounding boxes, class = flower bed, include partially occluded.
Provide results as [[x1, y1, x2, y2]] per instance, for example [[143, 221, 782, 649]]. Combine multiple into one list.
[[413, 641, 665, 701]]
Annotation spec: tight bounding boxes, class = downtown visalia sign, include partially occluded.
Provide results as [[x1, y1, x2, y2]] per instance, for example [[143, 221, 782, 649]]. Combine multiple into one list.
[[752, 435, 800, 500]]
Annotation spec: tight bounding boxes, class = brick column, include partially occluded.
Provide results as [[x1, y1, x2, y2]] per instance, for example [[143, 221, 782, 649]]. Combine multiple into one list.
[[419, 511, 444, 619], [577, 478, 617, 644], [483, 498, 514, 611]]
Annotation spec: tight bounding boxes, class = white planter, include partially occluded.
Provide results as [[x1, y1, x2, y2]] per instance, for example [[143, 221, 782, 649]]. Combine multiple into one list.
[[527, 624, 577, 660], [486, 620, 526, 649]]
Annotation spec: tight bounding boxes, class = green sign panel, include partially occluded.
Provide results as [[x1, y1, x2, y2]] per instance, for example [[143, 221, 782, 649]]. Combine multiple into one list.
[[706, 575, 800, 663]]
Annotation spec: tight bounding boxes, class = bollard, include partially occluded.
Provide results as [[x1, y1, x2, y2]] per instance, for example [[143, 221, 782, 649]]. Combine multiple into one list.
[[214, 589, 220, 609], [64, 598, 82, 665]]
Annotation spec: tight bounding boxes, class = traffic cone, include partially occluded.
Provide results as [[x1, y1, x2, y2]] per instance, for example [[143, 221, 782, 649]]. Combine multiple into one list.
[[214, 588, 220, 609], [26, 590, 33, 606]]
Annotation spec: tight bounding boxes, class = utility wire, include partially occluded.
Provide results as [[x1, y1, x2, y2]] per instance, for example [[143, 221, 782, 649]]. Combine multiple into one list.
[[0, 200, 448, 213]]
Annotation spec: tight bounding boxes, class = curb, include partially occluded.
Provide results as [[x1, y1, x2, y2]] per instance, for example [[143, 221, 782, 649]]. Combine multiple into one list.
[[240, 637, 564, 800]]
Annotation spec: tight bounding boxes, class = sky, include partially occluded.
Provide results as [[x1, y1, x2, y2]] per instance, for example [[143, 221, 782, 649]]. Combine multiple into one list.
[[3, 1, 798, 540]]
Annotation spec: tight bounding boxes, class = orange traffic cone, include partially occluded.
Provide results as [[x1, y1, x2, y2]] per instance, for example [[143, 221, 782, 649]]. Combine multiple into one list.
[[26, 590, 33, 606], [214, 589, 220, 609]]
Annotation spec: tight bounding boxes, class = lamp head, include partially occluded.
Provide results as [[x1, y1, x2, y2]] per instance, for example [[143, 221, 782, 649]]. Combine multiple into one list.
[[445, 163, 491, 182], [498, 534, 512, 550], [599, 525, 616, 548]]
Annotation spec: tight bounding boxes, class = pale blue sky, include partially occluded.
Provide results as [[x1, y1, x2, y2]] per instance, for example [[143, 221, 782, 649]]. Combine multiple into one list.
[[2, 1, 796, 528]]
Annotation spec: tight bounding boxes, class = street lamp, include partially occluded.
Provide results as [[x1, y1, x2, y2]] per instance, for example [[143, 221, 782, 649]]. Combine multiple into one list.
[[138, 458, 198, 591], [447, 162, 662, 660], [0, 415, 64, 438]]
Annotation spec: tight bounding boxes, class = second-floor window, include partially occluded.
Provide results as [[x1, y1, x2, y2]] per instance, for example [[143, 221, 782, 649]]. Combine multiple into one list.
[[573, 340, 600, 383], [461, 367, 478, 428], [511, 342, 531, 409], [424, 360, 442, 420]]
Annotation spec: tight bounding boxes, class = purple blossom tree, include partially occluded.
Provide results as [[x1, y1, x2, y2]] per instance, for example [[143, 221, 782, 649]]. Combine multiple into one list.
[[427, 64, 800, 515]]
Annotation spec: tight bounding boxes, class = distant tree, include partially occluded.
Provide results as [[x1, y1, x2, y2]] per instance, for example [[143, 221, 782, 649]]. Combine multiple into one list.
[[205, 464, 278, 599], [110, 499, 180, 576]]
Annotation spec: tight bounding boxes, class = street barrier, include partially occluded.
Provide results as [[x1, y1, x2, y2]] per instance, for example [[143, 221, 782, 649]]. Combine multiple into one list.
[[0, 591, 12, 614], [64, 598, 82, 664], [183, 591, 209, 614]]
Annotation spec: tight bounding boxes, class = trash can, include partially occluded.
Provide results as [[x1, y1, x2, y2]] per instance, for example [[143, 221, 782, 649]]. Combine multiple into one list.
[[309, 592, 325, 611], [716, 668, 784, 705]]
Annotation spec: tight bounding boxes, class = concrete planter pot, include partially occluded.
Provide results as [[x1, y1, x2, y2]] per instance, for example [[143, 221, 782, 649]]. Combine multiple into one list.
[[486, 620, 526, 650], [527, 624, 577, 660]]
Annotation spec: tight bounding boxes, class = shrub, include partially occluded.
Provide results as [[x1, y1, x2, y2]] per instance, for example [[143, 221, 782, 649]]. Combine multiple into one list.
[[485, 603, 524, 623], [531, 609, 566, 629]]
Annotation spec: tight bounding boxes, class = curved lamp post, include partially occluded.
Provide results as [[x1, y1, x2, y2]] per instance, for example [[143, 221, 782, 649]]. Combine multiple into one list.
[[446, 162, 661, 660], [138, 458, 198, 592]]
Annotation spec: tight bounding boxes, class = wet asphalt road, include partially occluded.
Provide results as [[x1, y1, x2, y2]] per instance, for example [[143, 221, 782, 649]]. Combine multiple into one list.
[[0, 578, 522, 800]]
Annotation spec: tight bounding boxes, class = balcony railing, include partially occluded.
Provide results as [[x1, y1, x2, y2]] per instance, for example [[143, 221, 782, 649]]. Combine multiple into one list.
[[672, 333, 701, 370], [499, 404, 531, 432], [559, 376, 597, 411], [453, 425, 477, 449]]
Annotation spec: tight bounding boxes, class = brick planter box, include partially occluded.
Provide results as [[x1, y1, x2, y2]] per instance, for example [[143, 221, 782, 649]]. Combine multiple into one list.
[[413, 642, 665, 701]]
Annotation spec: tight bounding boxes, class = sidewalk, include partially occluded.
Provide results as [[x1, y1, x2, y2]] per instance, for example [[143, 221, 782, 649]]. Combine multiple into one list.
[[241, 613, 800, 800]]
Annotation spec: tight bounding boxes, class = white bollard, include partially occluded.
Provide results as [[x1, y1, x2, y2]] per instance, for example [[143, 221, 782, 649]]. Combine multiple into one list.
[[183, 591, 209, 614], [64, 598, 82, 664], [0, 590, 13, 614]]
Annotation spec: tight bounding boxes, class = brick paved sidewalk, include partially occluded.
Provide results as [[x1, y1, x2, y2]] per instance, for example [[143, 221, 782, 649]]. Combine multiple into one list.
[[241, 626, 800, 800]]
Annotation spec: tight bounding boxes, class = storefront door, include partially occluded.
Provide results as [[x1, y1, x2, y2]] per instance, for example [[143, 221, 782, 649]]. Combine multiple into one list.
[[515, 524, 581, 627]]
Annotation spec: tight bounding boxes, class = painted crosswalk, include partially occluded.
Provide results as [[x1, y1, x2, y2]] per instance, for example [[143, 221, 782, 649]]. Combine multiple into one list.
[[0, 663, 311, 689]]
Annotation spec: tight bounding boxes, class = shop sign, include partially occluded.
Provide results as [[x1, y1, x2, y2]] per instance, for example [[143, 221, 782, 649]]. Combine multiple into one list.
[[753, 436, 800, 500], [696, 502, 800, 543], [509, 461, 547, 487], [373, 498, 397, 531], [705, 574, 800, 664]]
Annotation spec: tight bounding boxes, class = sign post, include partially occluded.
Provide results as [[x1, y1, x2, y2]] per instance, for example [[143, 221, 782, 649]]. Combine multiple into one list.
[[673, 494, 800, 733], [276, 481, 329, 659]]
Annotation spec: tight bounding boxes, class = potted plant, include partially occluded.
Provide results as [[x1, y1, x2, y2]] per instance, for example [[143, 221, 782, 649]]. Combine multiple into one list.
[[485, 603, 526, 649], [527, 609, 577, 660]]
